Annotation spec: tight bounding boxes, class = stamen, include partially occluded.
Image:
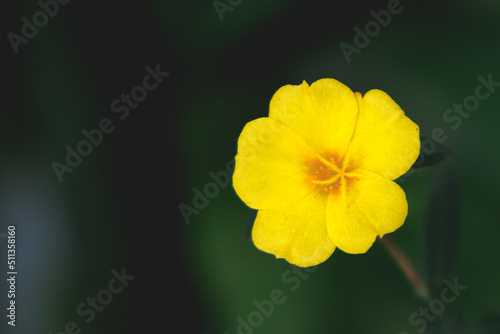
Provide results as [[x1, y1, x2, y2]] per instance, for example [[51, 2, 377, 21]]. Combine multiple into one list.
[[307, 152, 361, 194]]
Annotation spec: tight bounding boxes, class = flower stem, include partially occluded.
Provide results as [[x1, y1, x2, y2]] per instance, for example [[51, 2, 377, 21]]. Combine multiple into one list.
[[379, 235, 431, 302]]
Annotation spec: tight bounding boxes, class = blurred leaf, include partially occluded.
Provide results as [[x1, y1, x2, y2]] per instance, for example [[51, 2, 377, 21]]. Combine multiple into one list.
[[426, 307, 471, 334], [412, 136, 454, 170], [476, 313, 500, 334], [423, 160, 460, 296]]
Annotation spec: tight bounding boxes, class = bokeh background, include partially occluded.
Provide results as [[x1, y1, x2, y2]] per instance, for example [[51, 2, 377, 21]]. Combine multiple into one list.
[[1, 0, 500, 333]]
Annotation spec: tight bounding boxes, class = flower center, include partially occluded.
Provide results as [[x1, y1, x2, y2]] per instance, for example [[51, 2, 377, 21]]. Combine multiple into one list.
[[306, 153, 359, 193]]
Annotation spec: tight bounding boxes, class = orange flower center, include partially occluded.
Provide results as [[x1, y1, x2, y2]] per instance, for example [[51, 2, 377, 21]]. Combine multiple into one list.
[[306, 153, 360, 193]]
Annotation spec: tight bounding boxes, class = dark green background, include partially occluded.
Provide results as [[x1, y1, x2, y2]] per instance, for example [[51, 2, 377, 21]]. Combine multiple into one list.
[[1, 0, 499, 333]]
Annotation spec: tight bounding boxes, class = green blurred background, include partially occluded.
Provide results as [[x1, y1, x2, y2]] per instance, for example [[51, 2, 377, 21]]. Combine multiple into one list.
[[1, 0, 499, 333]]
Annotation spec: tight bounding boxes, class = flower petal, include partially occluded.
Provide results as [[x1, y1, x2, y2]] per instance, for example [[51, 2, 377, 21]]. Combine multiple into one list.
[[348, 90, 420, 180], [269, 79, 358, 157], [233, 117, 318, 210], [326, 169, 408, 254], [253, 190, 335, 267]]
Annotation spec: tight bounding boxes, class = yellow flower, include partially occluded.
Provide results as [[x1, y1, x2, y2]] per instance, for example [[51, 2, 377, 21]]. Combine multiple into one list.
[[233, 79, 420, 267]]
